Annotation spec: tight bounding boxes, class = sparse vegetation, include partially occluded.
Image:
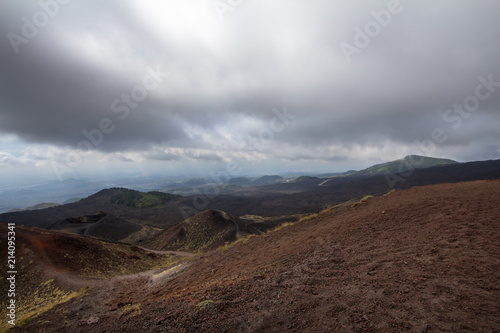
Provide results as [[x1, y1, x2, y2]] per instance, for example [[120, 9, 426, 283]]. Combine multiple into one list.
[[263, 221, 299, 237], [360, 195, 374, 202], [351, 195, 374, 208], [240, 234, 256, 244], [238, 214, 305, 234], [169, 219, 231, 252], [144, 210, 244, 253], [0, 278, 89, 333], [257, 213, 320, 239], [274, 222, 296, 231], [215, 233, 258, 252], [118, 303, 141, 318], [298, 213, 318, 222], [120, 225, 163, 244], [319, 208, 331, 215], [239, 214, 267, 223], [196, 300, 214, 310], [0, 224, 185, 332]]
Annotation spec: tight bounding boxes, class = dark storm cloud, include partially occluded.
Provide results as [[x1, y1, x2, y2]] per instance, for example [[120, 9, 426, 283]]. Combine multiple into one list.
[[0, 0, 499, 163], [0, 1, 189, 151]]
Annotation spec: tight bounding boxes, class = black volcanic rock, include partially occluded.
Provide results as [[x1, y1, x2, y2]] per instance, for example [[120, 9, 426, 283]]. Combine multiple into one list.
[[48, 212, 142, 242]]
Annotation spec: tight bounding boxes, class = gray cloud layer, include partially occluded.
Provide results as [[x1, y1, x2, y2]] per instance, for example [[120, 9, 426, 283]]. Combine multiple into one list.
[[0, 0, 499, 168]]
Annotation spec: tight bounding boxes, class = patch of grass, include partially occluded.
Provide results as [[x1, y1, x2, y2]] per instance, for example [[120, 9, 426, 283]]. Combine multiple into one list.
[[0, 283, 90, 332], [351, 195, 374, 208], [119, 303, 141, 318], [196, 300, 214, 310], [166, 214, 234, 253], [273, 222, 296, 230], [231, 234, 256, 247], [242, 234, 256, 244], [360, 195, 374, 202], [298, 213, 318, 223], [261, 219, 302, 238], [239, 214, 266, 223], [319, 199, 358, 213], [319, 208, 331, 215], [214, 233, 259, 253], [120, 225, 163, 244], [239, 214, 304, 224], [261, 214, 318, 238]]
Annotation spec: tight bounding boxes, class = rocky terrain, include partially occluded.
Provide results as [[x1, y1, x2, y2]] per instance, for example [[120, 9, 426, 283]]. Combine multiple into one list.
[[2, 180, 499, 332], [143, 210, 260, 252]]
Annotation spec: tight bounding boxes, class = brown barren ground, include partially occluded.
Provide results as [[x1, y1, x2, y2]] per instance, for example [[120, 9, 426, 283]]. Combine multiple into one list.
[[9, 180, 500, 332]]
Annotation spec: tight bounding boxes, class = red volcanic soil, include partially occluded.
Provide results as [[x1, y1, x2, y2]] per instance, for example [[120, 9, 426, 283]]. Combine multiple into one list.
[[11, 180, 500, 332]]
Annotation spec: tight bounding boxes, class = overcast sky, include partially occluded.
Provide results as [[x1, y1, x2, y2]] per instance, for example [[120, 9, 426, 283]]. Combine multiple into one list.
[[0, 0, 499, 182]]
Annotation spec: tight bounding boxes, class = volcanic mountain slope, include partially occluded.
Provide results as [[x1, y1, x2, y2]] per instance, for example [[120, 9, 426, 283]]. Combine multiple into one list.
[[0, 188, 185, 230], [0, 225, 183, 332], [188, 158, 500, 217], [1, 158, 500, 236], [354, 154, 458, 176], [9, 180, 500, 332], [47, 211, 147, 243], [143, 210, 260, 252]]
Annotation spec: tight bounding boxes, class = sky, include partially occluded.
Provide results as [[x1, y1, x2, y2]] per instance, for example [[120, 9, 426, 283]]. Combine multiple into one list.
[[0, 0, 499, 183]]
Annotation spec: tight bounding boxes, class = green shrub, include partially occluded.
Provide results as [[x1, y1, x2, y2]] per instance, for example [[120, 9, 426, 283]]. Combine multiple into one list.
[[360, 195, 374, 202], [196, 300, 214, 310], [298, 213, 318, 223], [351, 195, 373, 208]]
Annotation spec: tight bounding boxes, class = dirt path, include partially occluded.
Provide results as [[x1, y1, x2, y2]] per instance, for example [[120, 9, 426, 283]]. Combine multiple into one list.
[[318, 178, 332, 186], [135, 246, 195, 257], [44, 261, 191, 330]]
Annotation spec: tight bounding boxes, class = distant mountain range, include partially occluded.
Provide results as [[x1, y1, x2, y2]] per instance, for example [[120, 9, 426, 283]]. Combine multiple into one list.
[[0, 156, 457, 213], [253, 175, 284, 184], [1, 156, 499, 246], [6, 202, 61, 213], [228, 175, 284, 186], [354, 155, 458, 176]]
